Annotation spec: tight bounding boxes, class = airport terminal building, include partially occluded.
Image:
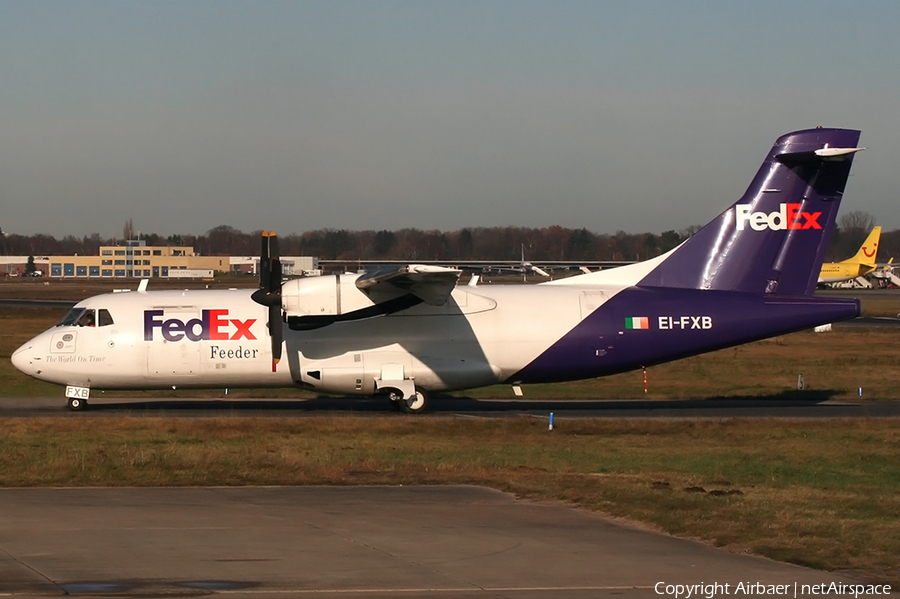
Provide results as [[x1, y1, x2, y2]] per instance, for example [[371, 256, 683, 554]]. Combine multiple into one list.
[[1, 240, 318, 278]]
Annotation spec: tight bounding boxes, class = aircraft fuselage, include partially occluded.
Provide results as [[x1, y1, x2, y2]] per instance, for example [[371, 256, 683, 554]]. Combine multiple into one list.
[[12, 280, 858, 397]]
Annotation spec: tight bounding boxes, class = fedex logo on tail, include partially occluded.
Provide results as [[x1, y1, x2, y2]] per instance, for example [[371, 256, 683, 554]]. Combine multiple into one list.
[[736, 203, 822, 231], [144, 309, 257, 342]]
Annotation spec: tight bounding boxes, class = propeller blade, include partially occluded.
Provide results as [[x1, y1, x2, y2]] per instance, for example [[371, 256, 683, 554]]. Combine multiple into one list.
[[251, 231, 285, 372], [269, 233, 282, 293], [259, 231, 272, 292], [251, 231, 283, 306], [270, 304, 282, 372]]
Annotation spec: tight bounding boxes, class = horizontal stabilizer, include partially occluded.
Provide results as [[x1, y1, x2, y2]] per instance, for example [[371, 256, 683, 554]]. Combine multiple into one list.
[[814, 147, 865, 158], [777, 146, 865, 163]]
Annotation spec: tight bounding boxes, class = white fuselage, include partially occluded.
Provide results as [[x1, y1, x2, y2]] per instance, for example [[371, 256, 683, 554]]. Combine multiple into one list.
[[11, 280, 621, 395]]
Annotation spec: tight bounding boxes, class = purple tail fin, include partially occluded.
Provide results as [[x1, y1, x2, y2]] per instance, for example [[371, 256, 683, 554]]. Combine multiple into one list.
[[639, 128, 862, 295]]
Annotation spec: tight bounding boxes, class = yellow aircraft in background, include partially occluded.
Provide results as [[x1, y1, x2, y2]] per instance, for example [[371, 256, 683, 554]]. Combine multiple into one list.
[[818, 226, 881, 284]]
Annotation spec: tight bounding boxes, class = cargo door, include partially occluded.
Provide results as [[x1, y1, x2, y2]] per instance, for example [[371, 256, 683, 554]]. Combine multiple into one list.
[[146, 308, 201, 377]]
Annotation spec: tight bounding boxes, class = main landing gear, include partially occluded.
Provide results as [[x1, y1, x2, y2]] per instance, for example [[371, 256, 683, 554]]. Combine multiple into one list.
[[387, 388, 428, 414]]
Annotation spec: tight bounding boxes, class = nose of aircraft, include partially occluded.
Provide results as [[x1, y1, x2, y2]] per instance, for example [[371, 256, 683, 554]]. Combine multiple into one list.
[[10, 342, 33, 375]]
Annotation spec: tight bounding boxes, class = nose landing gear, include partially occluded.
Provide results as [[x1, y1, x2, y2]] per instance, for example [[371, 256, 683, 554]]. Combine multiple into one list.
[[65, 386, 91, 411], [67, 396, 88, 411]]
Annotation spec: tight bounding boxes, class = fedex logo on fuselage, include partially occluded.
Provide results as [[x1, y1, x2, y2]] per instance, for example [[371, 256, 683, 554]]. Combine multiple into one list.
[[736, 203, 822, 231], [144, 309, 257, 342]]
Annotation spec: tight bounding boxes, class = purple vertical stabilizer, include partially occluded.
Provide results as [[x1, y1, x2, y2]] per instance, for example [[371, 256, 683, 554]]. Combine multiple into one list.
[[639, 128, 862, 295]]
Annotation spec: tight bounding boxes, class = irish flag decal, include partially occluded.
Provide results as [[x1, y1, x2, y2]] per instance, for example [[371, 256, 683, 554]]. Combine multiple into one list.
[[626, 317, 649, 330]]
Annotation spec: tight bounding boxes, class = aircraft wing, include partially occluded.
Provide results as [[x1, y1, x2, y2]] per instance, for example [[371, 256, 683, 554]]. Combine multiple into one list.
[[356, 264, 461, 306]]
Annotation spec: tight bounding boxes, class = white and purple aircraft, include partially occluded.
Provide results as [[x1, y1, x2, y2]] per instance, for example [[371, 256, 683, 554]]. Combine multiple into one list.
[[12, 128, 864, 412]]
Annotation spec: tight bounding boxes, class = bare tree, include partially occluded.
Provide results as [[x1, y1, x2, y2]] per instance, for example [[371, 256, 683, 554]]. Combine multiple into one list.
[[123, 219, 135, 241], [838, 210, 877, 233], [834, 210, 877, 260]]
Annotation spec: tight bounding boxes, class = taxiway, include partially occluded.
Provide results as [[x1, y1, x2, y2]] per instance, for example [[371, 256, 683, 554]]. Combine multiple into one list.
[[3, 395, 900, 419], [0, 486, 866, 598]]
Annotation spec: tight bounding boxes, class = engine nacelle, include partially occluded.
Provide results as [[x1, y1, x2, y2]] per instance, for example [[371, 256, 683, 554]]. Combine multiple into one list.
[[280, 274, 393, 318]]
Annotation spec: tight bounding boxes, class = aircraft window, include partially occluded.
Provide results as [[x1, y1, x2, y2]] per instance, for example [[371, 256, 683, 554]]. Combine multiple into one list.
[[57, 308, 85, 327], [98, 309, 114, 327], [75, 310, 96, 327]]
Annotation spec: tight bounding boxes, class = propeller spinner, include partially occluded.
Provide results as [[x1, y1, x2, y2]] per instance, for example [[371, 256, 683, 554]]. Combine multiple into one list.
[[250, 231, 283, 372]]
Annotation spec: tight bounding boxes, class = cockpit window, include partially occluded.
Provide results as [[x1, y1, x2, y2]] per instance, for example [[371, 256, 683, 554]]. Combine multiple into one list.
[[75, 310, 96, 327], [56, 307, 114, 327], [57, 307, 85, 327]]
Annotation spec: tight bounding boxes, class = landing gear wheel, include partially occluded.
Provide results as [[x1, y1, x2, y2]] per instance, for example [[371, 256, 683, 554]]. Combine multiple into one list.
[[387, 391, 404, 411], [67, 397, 87, 411], [398, 390, 428, 414]]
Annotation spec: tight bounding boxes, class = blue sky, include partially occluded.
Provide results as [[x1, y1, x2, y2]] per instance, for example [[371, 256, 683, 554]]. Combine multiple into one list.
[[2, 1, 898, 238]]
